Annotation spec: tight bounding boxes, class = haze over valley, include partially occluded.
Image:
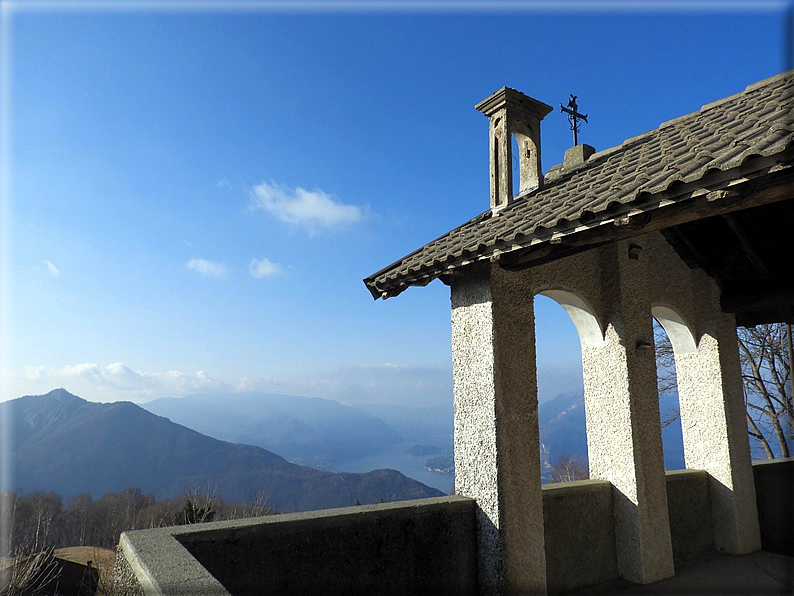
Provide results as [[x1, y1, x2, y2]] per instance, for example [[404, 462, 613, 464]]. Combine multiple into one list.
[[5, 384, 690, 506]]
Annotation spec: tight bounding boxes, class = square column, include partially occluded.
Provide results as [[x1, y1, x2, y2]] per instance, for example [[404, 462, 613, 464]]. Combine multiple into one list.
[[581, 244, 675, 585], [451, 266, 546, 596], [674, 286, 761, 554]]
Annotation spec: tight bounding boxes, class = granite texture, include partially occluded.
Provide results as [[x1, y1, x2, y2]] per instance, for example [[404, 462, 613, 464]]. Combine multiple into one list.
[[112, 462, 793, 595], [451, 268, 547, 595], [115, 496, 477, 596]]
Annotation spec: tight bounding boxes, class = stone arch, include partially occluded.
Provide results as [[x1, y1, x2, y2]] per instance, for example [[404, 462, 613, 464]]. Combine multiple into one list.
[[537, 289, 604, 348], [651, 304, 697, 355]]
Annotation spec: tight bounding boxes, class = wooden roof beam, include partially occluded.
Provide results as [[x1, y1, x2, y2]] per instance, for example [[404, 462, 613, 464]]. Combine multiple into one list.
[[721, 213, 772, 282]]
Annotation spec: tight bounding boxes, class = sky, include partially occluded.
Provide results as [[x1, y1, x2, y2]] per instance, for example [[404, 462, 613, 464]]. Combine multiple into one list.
[[1, 0, 791, 406]]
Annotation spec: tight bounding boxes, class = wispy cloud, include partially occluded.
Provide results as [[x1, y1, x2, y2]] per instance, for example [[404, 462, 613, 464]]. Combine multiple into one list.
[[4, 358, 584, 407], [238, 363, 454, 408], [249, 257, 285, 279], [217, 179, 231, 189], [251, 181, 366, 234], [44, 260, 59, 277], [12, 363, 228, 402], [186, 258, 227, 278]]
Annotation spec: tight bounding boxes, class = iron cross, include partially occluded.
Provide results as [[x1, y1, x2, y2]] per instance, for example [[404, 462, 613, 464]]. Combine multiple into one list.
[[560, 94, 588, 146]]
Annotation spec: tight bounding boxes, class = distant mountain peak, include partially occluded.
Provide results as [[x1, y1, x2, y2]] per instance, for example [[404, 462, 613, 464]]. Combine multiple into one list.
[[42, 388, 82, 401], [8, 388, 443, 511]]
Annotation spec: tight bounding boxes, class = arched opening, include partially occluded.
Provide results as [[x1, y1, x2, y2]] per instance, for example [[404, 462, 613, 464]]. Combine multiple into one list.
[[511, 120, 540, 197], [651, 305, 695, 471], [539, 289, 604, 348], [535, 289, 602, 483]]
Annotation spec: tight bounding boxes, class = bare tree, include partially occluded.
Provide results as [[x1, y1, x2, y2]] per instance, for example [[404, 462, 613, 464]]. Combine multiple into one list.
[[174, 484, 218, 525], [65, 494, 92, 547], [739, 323, 792, 459], [11, 492, 63, 552], [549, 455, 589, 483], [653, 319, 680, 429], [227, 490, 276, 520], [654, 319, 792, 460]]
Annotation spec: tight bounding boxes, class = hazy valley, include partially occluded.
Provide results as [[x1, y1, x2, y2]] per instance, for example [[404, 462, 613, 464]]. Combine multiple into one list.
[[6, 386, 689, 507], [4, 389, 443, 512]]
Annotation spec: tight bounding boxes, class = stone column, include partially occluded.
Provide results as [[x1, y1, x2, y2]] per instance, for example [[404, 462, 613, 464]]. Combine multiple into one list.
[[451, 266, 546, 596], [674, 282, 762, 554], [581, 243, 675, 585], [488, 106, 513, 211]]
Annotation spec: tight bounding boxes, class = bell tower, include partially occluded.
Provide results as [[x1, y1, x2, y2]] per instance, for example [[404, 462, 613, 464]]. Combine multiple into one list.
[[475, 88, 553, 212]]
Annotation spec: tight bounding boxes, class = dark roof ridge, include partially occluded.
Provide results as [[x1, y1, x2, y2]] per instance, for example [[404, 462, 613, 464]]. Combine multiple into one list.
[[537, 70, 793, 193]]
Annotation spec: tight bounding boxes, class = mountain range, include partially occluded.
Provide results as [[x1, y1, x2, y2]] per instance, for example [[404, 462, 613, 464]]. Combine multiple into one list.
[[4, 389, 443, 512], [143, 392, 406, 469], [538, 389, 685, 475], [144, 389, 686, 483]]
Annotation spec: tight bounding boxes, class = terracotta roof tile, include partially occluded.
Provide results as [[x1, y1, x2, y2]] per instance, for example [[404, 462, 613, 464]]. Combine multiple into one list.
[[364, 71, 794, 299]]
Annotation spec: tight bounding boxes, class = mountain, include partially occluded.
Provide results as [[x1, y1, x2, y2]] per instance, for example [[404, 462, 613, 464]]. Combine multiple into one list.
[[143, 392, 403, 469], [539, 390, 589, 468], [351, 403, 454, 447], [4, 389, 443, 512], [539, 390, 686, 475]]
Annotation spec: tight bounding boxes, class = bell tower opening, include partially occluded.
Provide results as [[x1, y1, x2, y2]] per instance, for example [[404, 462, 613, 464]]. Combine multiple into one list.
[[475, 87, 552, 213]]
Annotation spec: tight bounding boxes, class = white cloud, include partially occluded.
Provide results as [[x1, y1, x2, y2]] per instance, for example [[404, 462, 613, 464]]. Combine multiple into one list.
[[7, 363, 229, 402], [22, 365, 48, 380], [44, 261, 59, 277], [217, 179, 231, 189], [249, 257, 284, 279], [251, 181, 366, 234], [186, 258, 227, 278], [4, 359, 583, 407]]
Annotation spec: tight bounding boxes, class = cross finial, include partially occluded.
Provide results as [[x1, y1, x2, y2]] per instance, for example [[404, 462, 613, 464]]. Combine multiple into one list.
[[560, 94, 588, 146]]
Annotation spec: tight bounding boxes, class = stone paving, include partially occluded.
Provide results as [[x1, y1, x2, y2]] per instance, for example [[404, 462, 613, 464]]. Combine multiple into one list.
[[565, 551, 793, 595]]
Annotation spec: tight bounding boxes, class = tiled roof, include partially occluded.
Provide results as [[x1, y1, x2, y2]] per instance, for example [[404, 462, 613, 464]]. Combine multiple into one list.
[[364, 70, 794, 299]]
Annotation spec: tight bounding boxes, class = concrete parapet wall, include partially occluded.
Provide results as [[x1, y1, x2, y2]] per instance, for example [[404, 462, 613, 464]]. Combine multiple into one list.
[[665, 469, 714, 560], [112, 546, 145, 596], [542, 480, 616, 594], [114, 461, 794, 595], [115, 495, 477, 596], [543, 470, 717, 593], [753, 457, 794, 556]]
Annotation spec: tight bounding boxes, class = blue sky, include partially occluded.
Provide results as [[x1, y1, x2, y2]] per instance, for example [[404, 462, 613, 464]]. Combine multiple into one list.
[[1, 1, 791, 405]]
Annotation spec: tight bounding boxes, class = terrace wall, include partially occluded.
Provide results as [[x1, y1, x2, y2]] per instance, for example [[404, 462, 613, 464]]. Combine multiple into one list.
[[115, 459, 793, 596]]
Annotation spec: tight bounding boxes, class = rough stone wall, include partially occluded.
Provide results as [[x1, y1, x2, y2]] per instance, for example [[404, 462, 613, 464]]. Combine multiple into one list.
[[520, 240, 675, 584], [753, 458, 794, 556], [542, 480, 616, 595], [665, 469, 714, 561], [449, 228, 761, 587], [112, 546, 145, 596], [451, 267, 546, 595], [177, 496, 477, 596], [112, 461, 790, 596], [637, 232, 761, 554]]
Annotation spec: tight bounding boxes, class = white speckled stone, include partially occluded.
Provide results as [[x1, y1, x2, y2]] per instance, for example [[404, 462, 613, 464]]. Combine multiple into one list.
[[641, 234, 761, 555], [451, 266, 547, 596], [449, 230, 760, 592], [498, 240, 674, 584]]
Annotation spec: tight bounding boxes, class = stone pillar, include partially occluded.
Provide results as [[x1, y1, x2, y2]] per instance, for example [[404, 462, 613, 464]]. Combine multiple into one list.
[[674, 282, 762, 554], [487, 106, 513, 211], [451, 266, 546, 596], [581, 243, 675, 585]]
